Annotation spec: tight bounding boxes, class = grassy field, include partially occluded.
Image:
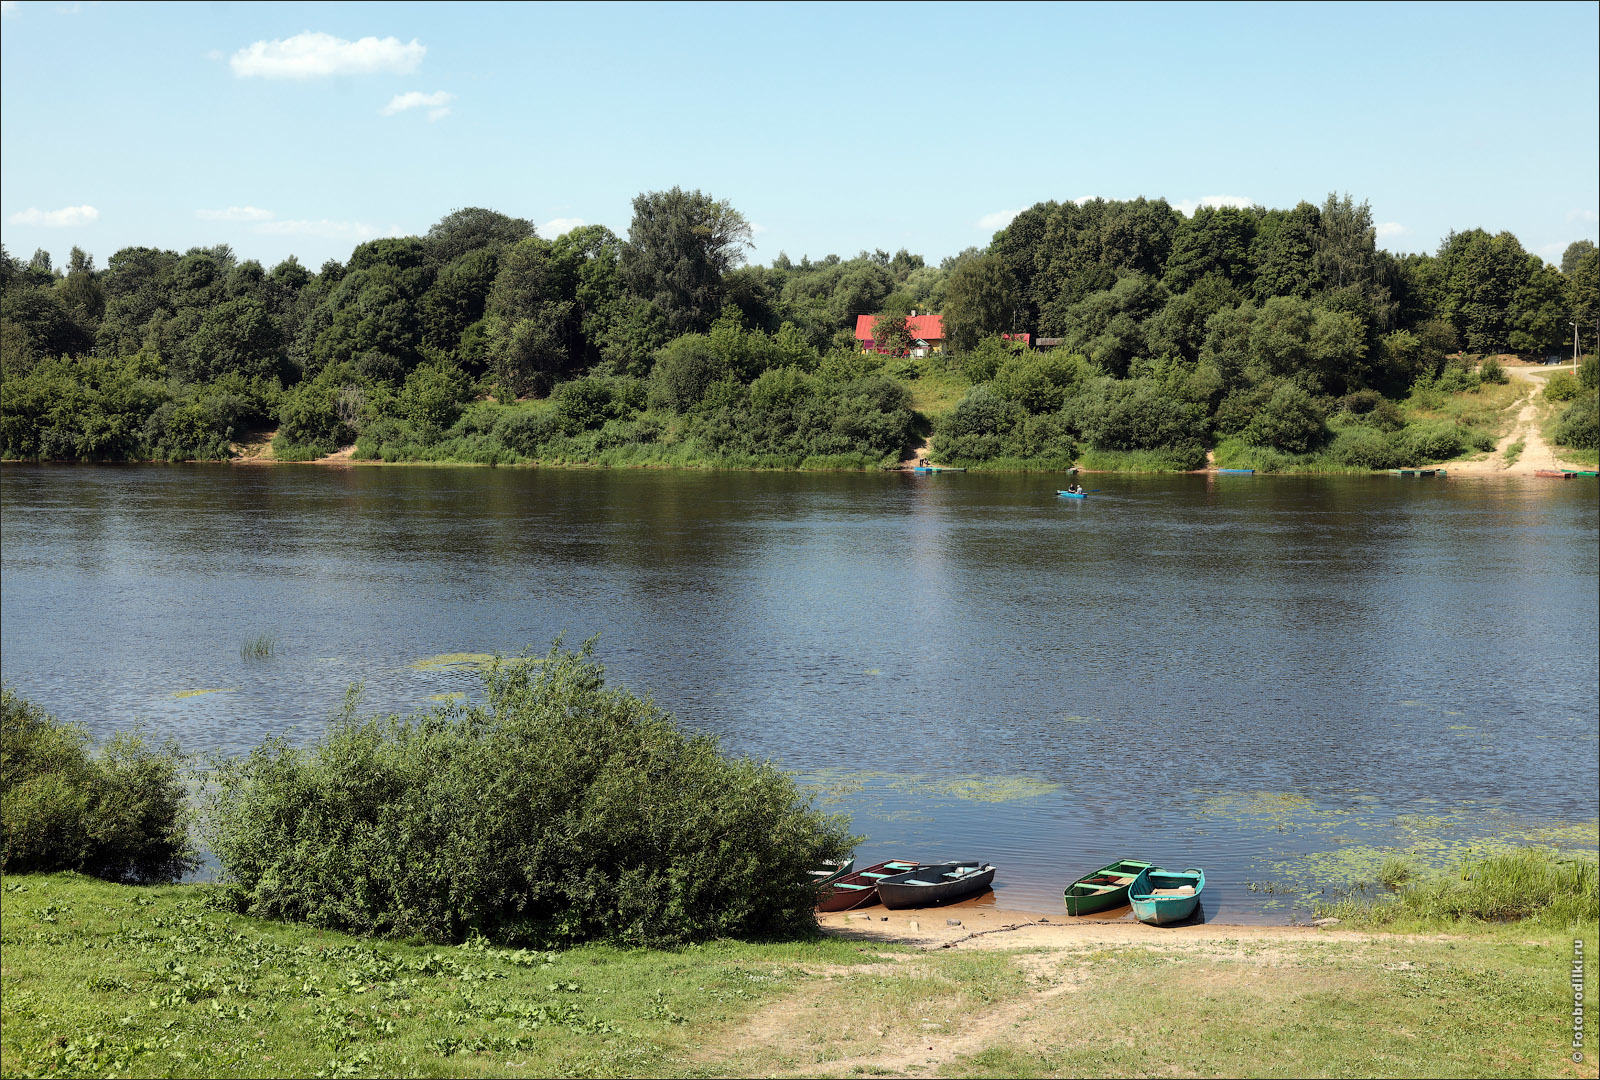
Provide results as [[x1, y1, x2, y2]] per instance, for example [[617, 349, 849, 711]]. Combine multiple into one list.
[[2, 874, 1592, 1079]]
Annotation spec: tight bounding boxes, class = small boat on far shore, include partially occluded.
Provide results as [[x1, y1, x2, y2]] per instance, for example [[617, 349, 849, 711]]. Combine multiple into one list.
[[1063, 858, 1152, 916], [1216, 468, 1254, 474], [876, 861, 995, 908], [1127, 865, 1205, 926], [1535, 469, 1576, 478], [817, 859, 919, 912]]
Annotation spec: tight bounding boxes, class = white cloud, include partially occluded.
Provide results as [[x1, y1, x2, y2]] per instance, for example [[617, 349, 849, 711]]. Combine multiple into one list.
[[380, 90, 455, 117], [1072, 195, 1097, 206], [8, 204, 98, 227], [1568, 208, 1599, 224], [976, 208, 1020, 231], [1375, 222, 1408, 239], [196, 205, 274, 222], [253, 219, 404, 241], [230, 32, 425, 79], [539, 218, 584, 237], [1172, 194, 1254, 217], [750, 222, 769, 235]]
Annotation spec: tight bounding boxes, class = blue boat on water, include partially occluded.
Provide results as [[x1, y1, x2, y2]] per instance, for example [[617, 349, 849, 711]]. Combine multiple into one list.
[[1057, 490, 1088, 499], [1127, 865, 1205, 926], [1216, 468, 1254, 474]]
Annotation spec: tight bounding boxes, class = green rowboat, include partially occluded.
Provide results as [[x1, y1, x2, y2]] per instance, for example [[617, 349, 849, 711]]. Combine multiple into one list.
[[1063, 859, 1152, 916], [1128, 865, 1205, 926]]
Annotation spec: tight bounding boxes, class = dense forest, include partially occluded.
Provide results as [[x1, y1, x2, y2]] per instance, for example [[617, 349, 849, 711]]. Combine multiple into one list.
[[2, 189, 1596, 469]]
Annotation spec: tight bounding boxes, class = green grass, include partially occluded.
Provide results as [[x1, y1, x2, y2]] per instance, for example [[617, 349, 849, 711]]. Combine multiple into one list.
[[238, 634, 276, 661], [1502, 439, 1525, 466], [1318, 848, 1599, 930], [3, 874, 1591, 1078], [903, 367, 973, 423]]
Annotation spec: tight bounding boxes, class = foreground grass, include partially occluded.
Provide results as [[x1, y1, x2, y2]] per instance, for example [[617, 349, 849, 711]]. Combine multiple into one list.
[[3, 875, 1593, 1078]]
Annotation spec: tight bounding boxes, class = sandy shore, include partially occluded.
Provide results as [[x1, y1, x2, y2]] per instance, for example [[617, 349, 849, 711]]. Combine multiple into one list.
[[815, 903, 1359, 950]]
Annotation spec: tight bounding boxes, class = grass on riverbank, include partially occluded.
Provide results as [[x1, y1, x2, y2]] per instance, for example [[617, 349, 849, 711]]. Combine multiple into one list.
[[3, 873, 1593, 1079], [1316, 848, 1599, 931]]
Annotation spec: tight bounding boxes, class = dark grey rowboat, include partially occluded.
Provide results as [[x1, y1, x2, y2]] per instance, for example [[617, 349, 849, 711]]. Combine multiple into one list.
[[875, 861, 996, 908]]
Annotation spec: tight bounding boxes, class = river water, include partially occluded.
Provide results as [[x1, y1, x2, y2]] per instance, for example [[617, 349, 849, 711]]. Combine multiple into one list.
[[2, 464, 1596, 922]]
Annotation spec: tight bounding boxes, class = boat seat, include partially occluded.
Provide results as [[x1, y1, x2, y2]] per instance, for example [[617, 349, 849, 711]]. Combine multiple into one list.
[[832, 883, 871, 890], [1147, 886, 1196, 896], [902, 879, 939, 886]]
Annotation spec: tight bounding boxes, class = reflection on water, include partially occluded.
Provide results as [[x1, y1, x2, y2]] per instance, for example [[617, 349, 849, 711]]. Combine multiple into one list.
[[2, 464, 1596, 921]]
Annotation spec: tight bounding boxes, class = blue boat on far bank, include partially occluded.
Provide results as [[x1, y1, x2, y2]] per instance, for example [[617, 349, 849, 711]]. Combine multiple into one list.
[[1216, 468, 1254, 474]]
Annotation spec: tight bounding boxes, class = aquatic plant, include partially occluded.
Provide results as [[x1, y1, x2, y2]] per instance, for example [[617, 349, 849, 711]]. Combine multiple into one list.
[[410, 652, 500, 672], [173, 688, 238, 699], [239, 634, 277, 660], [204, 642, 857, 946], [1319, 847, 1599, 927]]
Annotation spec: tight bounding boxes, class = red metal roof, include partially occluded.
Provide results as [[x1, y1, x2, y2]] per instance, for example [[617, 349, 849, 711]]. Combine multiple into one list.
[[855, 313, 944, 341]]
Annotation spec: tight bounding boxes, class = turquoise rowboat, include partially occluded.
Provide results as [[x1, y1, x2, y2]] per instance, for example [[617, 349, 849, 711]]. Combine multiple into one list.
[[1057, 490, 1088, 499], [1064, 858, 1151, 916], [1127, 865, 1205, 926]]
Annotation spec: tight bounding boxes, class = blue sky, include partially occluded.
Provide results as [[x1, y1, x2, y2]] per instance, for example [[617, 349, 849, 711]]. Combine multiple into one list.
[[2, 1, 1597, 272]]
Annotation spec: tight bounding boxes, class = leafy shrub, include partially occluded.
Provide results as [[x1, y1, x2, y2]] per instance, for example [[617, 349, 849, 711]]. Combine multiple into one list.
[[203, 644, 857, 946], [1544, 371, 1580, 401], [1477, 357, 1507, 384], [1434, 364, 1481, 392], [1553, 393, 1599, 449], [958, 336, 1022, 383], [1242, 383, 1329, 454], [1328, 427, 1407, 470], [1339, 388, 1383, 415], [1581, 354, 1598, 391], [491, 409, 560, 457], [649, 335, 728, 412], [1, 688, 196, 882]]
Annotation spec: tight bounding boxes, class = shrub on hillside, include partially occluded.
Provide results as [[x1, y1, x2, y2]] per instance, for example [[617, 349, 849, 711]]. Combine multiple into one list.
[[1544, 371, 1581, 402], [1, 688, 196, 882], [1580, 355, 1598, 392], [1477, 357, 1508, 384], [1553, 393, 1598, 449], [203, 644, 857, 946]]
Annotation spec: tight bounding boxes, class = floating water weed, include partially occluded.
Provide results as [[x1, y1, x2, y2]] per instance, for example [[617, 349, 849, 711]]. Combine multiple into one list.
[[173, 688, 238, 699], [409, 652, 499, 672]]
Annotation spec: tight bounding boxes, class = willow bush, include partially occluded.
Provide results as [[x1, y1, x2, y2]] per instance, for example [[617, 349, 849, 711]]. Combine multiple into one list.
[[0, 688, 196, 882], [203, 643, 856, 946]]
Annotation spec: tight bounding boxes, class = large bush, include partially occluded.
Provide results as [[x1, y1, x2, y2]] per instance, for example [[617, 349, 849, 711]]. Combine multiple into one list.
[[203, 644, 856, 946], [1, 688, 196, 882], [1553, 393, 1598, 449]]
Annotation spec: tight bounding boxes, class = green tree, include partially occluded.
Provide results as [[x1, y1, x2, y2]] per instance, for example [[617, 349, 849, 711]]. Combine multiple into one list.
[[1163, 205, 1257, 293], [1433, 228, 1535, 352], [425, 207, 536, 263], [942, 253, 1019, 352], [620, 188, 753, 336], [1567, 248, 1599, 357]]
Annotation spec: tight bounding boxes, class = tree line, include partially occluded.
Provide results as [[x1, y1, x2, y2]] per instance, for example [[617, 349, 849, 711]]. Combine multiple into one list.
[[1, 189, 1595, 467]]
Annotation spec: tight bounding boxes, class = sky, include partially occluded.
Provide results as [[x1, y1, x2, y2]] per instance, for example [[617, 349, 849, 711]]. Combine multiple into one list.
[[2, 1, 1597, 272]]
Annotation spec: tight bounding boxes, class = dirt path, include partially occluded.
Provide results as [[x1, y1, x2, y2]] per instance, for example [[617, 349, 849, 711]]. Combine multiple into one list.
[[1445, 362, 1582, 475]]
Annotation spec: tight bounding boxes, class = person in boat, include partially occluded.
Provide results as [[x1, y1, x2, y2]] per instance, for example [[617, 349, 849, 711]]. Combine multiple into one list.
[[1066, 483, 1084, 494]]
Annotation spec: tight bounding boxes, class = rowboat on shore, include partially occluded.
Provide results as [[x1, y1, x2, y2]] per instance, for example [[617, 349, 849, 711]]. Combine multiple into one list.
[[1063, 859, 1152, 916], [1216, 468, 1254, 474], [876, 861, 995, 908], [912, 466, 966, 474], [1127, 865, 1205, 926], [1535, 469, 1576, 478], [816, 860, 920, 912], [1057, 490, 1088, 499]]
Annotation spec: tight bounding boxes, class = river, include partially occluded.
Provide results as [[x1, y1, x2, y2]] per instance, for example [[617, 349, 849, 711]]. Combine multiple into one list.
[[2, 463, 1595, 921]]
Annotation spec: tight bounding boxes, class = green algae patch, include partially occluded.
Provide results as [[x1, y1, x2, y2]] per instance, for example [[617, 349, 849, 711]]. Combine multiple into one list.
[[410, 652, 499, 672], [793, 768, 1061, 809], [172, 687, 238, 699], [428, 692, 466, 702], [913, 775, 1061, 802]]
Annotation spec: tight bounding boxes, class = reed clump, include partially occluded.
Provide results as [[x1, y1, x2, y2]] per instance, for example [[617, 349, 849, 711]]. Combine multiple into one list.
[[239, 633, 277, 660]]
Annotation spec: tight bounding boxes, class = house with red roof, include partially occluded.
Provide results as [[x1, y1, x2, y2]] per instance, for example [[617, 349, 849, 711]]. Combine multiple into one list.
[[854, 312, 945, 356]]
